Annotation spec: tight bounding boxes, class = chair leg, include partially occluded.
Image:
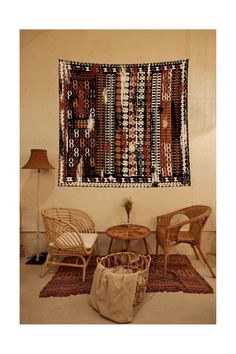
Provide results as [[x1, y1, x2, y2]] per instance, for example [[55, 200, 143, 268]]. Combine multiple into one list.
[[82, 252, 93, 282], [40, 253, 51, 278], [82, 266, 86, 282], [108, 238, 113, 253], [143, 238, 149, 255], [163, 253, 169, 279], [156, 236, 159, 255], [196, 245, 216, 278], [191, 245, 199, 260]]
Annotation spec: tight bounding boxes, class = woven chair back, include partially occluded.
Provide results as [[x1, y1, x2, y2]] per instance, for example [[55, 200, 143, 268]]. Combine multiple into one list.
[[42, 208, 96, 254]]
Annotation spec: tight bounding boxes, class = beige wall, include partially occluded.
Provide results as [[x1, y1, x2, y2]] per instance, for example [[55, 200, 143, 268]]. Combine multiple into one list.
[[20, 30, 216, 232]]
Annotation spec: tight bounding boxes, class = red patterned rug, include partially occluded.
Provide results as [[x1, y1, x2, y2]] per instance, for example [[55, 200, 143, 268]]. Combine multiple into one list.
[[39, 254, 213, 298]]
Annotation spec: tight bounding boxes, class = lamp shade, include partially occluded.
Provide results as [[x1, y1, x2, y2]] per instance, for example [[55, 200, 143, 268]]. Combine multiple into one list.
[[22, 149, 54, 170]]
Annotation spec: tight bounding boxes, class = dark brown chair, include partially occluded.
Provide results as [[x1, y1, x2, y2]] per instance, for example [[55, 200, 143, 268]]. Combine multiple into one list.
[[156, 205, 215, 279]]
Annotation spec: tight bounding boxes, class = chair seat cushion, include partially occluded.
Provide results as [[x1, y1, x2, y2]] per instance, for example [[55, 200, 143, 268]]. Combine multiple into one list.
[[80, 233, 98, 249], [50, 232, 98, 250]]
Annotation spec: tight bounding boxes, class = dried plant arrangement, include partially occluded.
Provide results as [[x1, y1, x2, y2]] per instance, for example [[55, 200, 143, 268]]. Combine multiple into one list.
[[121, 197, 133, 224]]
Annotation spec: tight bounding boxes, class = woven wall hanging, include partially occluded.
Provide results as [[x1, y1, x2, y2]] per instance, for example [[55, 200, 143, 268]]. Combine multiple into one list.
[[58, 59, 190, 187]]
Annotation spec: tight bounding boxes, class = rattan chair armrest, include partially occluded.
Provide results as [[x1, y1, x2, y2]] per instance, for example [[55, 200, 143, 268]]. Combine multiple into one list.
[[167, 219, 191, 231], [189, 214, 209, 224], [165, 220, 191, 244], [157, 208, 185, 226]]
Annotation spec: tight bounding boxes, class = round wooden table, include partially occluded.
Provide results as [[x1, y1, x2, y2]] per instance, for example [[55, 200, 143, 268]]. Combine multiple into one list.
[[106, 224, 151, 254]]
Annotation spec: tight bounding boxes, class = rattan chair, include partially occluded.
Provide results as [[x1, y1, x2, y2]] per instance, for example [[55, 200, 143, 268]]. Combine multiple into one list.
[[156, 205, 215, 279], [41, 208, 98, 281]]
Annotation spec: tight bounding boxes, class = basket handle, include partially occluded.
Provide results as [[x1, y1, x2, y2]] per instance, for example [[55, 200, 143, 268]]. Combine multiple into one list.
[[145, 254, 152, 266]]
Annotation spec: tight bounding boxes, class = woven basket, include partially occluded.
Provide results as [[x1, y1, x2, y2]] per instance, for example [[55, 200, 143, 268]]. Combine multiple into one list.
[[97, 252, 151, 306]]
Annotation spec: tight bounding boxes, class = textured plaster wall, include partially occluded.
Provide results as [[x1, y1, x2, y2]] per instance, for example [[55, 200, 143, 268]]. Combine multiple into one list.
[[20, 30, 216, 233]]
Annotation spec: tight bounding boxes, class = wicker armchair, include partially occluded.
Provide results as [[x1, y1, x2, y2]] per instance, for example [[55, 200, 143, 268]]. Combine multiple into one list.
[[156, 205, 215, 279], [41, 208, 98, 281]]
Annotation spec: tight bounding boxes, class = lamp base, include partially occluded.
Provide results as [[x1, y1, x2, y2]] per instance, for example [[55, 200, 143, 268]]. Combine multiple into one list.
[[25, 253, 47, 265]]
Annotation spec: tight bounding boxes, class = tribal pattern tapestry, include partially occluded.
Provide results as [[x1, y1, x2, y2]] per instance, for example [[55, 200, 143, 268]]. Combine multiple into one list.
[[58, 59, 190, 187]]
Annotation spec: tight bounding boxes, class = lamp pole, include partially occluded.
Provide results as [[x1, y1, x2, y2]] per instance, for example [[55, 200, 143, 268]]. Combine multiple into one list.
[[22, 149, 54, 264], [36, 168, 40, 261]]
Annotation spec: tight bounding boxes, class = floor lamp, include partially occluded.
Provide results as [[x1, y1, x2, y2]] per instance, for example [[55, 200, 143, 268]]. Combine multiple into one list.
[[22, 149, 54, 264]]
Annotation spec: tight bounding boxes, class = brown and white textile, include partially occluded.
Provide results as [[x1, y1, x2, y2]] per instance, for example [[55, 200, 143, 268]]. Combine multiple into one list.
[[58, 59, 190, 188]]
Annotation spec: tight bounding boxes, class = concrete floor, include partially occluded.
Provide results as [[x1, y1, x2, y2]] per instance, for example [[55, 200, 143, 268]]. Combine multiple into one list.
[[20, 233, 216, 324]]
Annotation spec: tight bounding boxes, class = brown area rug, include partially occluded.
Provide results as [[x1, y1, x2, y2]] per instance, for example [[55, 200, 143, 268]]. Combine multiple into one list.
[[39, 254, 213, 298]]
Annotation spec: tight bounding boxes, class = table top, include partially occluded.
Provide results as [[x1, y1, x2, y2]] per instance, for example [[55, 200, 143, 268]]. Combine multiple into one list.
[[106, 224, 151, 241]]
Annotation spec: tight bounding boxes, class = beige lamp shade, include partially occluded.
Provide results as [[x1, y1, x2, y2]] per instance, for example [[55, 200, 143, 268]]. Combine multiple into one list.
[[22, 149, 54, 170]]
